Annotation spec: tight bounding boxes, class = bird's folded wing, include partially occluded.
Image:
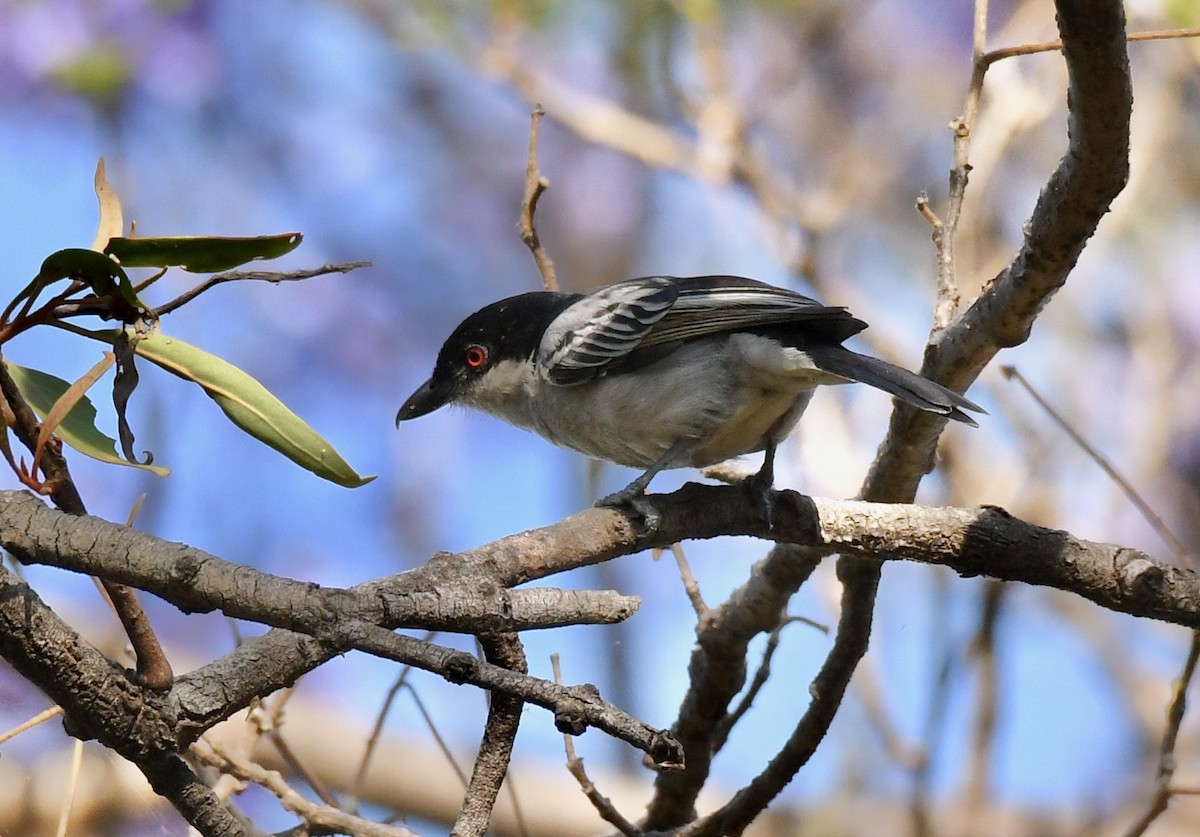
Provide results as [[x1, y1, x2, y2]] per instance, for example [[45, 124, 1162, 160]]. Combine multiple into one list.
[[538, 277, 679, 385], [539, 275, 864, 385], [638, 276, 864, 349]]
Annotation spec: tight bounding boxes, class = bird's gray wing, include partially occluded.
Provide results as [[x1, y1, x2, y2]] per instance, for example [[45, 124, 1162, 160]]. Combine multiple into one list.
[[538, 277, 679, 385]]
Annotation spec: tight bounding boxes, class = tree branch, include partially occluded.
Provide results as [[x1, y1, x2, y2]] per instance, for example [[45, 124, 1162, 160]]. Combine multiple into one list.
[[452, 633, 527, 837], [0, 562, 260, 836], [678, 1, 1136, 832]]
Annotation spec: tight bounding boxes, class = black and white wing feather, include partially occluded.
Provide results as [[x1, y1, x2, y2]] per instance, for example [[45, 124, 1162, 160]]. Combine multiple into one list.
[[635, 276, 867, 348], [538, 275, 870, 386], [538, 277, 679, 385]]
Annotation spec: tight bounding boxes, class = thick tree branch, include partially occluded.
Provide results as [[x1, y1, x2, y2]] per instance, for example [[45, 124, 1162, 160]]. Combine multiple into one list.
[[674, 2, 1136, 833], [868, 0, 1132, 500], [645, 548, 822, 828], [5, 488, 1196, 632], [7, 470, 1186, 827], [0, 562, 260, 836]]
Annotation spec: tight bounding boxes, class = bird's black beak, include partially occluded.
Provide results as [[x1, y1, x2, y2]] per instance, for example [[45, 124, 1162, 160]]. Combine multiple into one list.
[[395, 377, 452, 427]]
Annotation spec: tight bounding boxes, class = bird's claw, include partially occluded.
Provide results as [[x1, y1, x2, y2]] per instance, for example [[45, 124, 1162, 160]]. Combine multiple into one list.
[[742, 463, 776, 532], [596, 486, 661, 531]]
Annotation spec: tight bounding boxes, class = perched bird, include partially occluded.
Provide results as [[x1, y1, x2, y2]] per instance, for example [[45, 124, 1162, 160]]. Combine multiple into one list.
[[397, 275, 981, 513]]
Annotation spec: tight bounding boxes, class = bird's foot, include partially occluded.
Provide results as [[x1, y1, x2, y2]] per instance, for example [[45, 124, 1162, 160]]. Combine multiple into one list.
[[742, 460, 777, 532], [596, 483, 661, 531]]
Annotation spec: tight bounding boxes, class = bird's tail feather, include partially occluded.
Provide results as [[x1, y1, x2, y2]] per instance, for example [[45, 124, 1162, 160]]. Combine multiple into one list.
[[806, 345, 983, 426]]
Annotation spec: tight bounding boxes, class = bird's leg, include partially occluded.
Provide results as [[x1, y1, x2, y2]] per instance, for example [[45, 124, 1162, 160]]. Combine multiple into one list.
[[596, 438, 688, 529], [744, 438, 778, 530]]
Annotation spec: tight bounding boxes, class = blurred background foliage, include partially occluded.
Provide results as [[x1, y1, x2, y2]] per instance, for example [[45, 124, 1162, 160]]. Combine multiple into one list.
[[2, 0, 1200, 833]]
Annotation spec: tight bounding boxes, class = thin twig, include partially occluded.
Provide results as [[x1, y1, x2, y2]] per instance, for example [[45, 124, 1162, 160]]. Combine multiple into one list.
[[54, 738, 85, 837], [269, 730, 341, 809], [962, 581, 1004, 834], [197, 740, 418, 837], [0, 704, 63, 744], [518, 104, 558, 292], [409, 682, 471, 789], [713, 614, 827, 752], [551, 654, 639, 836], [927, 0, 991, 330], [353, 644, 428, 810], [153, 261, 371, 317], [1001, 365, 1191, 563], [981, 26, 1200, 68], [1122, 631, 1200, 837], [666, 542, 708, 618], [1004, 353, 1198, 837], [909, 571, 954, 837]]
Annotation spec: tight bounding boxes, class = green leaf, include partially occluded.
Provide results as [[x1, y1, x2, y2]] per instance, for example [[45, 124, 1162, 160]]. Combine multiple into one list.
[[31, 247, 127, 295], [5, 362, 170, 477], [25, 248, 146, 318], [105, 233, 304, 273], [129, 330, 374, 488]]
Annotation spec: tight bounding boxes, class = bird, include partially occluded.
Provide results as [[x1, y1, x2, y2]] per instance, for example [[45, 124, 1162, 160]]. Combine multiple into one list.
[[397, 275, 982, 517]]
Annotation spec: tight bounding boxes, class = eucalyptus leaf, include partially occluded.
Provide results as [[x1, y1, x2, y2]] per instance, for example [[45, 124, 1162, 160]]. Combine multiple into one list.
[[129, 330, 374, 487], [105, 233, 303, 273], [26, 248, 145, 317], [91, 157, 124, 252], [20, 248, 125, 306], [5, 362, 170, 477]]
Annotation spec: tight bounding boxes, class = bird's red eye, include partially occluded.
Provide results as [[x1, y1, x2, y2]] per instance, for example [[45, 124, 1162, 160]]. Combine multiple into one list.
[[464, 344, 488, 370]]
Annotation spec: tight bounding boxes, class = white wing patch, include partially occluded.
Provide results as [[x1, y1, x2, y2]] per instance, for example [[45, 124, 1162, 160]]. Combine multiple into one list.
[[538, 278, 678, 385]]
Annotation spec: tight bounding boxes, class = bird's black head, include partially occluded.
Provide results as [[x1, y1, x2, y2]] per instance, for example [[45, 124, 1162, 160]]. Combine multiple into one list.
[[396, 290, 580, 425]]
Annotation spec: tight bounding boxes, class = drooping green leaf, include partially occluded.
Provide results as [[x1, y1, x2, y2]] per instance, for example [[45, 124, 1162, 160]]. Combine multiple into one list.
[[105, 233, 303, 273], [5, 362, 170, 477], [9, 248, 145, 327], [30, 246, 125, 296], [129, 330, 374, 487]]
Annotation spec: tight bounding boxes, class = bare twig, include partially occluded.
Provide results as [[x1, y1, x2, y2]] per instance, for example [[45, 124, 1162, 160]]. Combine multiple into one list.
[[269, 730, 341, 809], [552, 654, 640, 836], [353, 645, 429, 810], [197, 739, 417, 837], [666, 542, 708, 618], [712, 614, 828, 753], [1001, 365, 1191, 564], [54, 739, 85, 837], [1004, 325, 1197, 837], [1122, 631, 1200, 837], [408, 683, 471, 788], [962, 581, 1005, 834], [981, 26, 1200, 68], [0, 704, 64, 744], [518, 104, 558, 292], [909, 571, 955, 837], [926, 0, 991, 331], [152, 261, 371, 317]]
